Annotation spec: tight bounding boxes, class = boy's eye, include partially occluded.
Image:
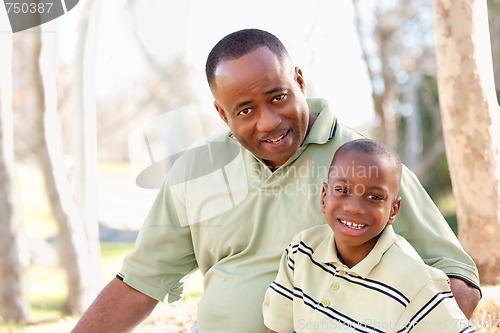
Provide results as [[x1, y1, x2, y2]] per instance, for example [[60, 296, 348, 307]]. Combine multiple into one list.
[[334, 187, 348, 195], [367, 194, 382, 200]]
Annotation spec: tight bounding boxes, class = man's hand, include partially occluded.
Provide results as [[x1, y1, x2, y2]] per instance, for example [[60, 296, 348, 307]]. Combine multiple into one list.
[[449, 277, 481, 318]]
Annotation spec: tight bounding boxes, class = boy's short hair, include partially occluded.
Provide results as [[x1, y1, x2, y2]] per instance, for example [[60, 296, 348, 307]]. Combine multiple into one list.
[[331, 139, 403, 185]]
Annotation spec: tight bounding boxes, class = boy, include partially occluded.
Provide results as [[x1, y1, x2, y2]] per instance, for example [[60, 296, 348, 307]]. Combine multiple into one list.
[[263, 139, 475, 332]]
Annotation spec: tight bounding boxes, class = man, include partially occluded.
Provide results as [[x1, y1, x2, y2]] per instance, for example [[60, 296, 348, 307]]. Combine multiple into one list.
[[71, 28, 480, 333]]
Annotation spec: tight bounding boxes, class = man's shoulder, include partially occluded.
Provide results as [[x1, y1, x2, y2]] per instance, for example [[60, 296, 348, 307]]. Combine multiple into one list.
[[383, 235, 449, 283], [166, 129, 240, 184], [333, 122, 368, 143], [194, 129, 234, 144], [290, 224, 330, 246]]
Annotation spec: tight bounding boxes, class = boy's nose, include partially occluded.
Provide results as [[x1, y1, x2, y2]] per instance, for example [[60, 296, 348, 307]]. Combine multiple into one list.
[[344, 195, 365, 215]]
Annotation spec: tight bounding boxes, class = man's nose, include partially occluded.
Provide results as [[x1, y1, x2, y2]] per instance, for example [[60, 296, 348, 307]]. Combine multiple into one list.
[[256, 107, 281, 132]]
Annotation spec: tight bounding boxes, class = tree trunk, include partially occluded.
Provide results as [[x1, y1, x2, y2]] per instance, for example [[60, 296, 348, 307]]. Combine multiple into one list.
[[0, 32, 30, 325], [352, 0, 398, 149], [433, 0, 500, 284], [403, 71, 423, 172], [70, 0, 104, 306], [30, 21, 101, 314]]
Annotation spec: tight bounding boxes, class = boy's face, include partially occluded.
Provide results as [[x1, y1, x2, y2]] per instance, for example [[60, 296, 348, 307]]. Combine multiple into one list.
[[321, 150, 401, 262], [211, 47, 313, 170]]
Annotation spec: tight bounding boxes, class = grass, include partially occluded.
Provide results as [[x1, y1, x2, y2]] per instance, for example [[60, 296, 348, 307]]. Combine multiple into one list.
[[0, 242, 135, 332], [0, 241, 204, 333], [28, 242, 135, 319], [0, 163, 202, 332]]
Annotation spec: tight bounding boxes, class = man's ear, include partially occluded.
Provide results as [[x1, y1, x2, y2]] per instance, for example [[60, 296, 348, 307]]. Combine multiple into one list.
[[295, 67, 305, 92], [388, 196, 402, 225], [214, 101, 228, 125]]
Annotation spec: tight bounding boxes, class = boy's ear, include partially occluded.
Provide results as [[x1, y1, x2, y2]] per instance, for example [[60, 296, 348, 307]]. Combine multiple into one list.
[[320, 182, 328, 213], [388, 196, 402, 225]]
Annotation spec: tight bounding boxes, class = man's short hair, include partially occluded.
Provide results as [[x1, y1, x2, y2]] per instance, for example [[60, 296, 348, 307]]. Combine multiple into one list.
[[205, 28, 289, 88]]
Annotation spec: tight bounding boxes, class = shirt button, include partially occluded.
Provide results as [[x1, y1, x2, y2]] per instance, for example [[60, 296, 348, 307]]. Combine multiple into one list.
[[321, 299, 330, 307], [331, 282, 340, 291], [338, 270, 347, 276]]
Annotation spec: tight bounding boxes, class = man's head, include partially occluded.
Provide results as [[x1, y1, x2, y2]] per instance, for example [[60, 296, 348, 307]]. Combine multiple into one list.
[[321, 139, 402, 265], [205, 29, 315, 170]]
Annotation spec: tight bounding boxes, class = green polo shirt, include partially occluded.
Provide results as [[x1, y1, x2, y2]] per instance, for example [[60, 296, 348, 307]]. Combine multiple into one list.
[[263, 225, 475, 332], [119, 98, 479, 333]]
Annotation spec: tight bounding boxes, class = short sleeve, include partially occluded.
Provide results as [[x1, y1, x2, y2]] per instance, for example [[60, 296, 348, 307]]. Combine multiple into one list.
[[263, 241, 296, 333], [119, 181, 198, 303]]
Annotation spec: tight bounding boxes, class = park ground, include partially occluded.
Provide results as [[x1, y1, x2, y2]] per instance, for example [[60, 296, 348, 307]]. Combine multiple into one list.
[[11, 283, 500, 332]]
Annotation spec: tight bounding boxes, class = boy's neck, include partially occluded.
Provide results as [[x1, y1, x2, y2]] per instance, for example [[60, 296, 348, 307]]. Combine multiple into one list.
[[336, 249, 366, 268], [334, 234, 382, 268]]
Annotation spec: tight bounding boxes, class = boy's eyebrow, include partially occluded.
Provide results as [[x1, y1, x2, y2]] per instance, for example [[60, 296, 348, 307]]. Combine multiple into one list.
[[365, 185, 390, 196], [330, 179, 390, 194], [331, 178, 348, 183], [372, 185, 388, 192]]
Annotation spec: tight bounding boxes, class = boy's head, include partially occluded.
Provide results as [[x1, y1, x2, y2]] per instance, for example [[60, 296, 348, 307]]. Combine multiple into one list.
[[320, 139, 402, 265]]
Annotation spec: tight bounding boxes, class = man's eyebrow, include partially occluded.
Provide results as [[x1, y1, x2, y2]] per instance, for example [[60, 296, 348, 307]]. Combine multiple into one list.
[[265, 86, 286, 95], [230, 87, 286, 114], [231, 100, 253, 114]]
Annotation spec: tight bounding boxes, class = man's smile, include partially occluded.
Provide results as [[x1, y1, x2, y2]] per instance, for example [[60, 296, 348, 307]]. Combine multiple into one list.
[[261, 129, 290, 144]]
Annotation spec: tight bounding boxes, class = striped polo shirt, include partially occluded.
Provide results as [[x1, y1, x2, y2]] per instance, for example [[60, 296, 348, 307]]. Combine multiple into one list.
[[263, 224, 476, 333]]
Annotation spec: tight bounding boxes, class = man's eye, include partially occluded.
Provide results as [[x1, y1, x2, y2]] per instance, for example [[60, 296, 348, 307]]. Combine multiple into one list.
[[273, 94, 286, 102], [238, 108, 252, 116], [367, 194, 382, 200]]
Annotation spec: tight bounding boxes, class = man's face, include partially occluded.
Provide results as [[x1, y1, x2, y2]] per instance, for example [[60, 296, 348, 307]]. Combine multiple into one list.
[[211, 47, 313, 169], [321, 150, 401, 264]]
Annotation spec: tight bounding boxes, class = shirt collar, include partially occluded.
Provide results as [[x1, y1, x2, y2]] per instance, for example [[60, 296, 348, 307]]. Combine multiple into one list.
[[302, 98, 337, 145], [314, 225, 399, 278]]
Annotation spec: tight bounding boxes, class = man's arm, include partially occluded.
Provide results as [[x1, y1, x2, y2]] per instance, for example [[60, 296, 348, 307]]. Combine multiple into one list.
[[449, 277, 481, 319], [393, 165, 481, 316], [71, 277, 158, 333]]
